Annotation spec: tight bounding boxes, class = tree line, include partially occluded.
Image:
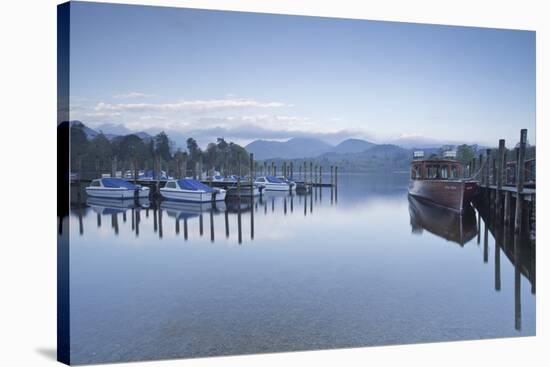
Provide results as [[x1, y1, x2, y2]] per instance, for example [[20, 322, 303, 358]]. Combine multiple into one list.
[[70, 123, 252, 180]]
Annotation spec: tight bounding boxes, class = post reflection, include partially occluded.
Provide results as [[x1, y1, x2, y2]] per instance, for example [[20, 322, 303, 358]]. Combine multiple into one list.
[[72, 187, 333, 246], [409, 195, 535, 331]]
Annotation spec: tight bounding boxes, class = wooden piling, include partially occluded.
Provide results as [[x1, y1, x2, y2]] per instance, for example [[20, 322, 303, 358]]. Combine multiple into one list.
[[485, 149, 491, 188], [335, 166, 338, 186], [249, 153, 254, 197], [496, 139, 505, 211], [514, 129, 527, 235]]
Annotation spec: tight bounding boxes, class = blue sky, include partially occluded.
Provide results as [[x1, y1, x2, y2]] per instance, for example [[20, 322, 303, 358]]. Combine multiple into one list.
[[68, 1, 535, 148]]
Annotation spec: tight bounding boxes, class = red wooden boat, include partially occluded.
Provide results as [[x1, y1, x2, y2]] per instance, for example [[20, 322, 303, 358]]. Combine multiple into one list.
[[408, 157, 478, 212]]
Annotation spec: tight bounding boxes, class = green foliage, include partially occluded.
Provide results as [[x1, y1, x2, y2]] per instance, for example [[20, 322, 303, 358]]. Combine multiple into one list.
[[456, 144, 476, 165], [69, 124, 251, 179]]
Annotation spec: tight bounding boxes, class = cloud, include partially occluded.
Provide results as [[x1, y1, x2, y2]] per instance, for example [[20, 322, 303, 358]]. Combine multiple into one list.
[[113, 92, 156, 99], [94, 98, 289, 113]]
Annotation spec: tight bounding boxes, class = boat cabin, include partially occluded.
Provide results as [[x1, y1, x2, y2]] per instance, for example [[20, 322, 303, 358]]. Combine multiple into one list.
[[411, 160, 463, 181]]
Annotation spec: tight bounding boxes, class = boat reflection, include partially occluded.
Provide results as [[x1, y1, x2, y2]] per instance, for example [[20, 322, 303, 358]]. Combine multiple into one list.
[[408, 194, 477, 245]]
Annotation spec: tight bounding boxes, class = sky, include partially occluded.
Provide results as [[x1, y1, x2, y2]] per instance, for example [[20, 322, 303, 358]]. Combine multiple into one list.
[[68, 1, 536, 149]]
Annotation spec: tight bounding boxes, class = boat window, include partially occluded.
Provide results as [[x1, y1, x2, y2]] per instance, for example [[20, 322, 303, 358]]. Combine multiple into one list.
[[90, 180, 101, 187], [165, 181, 176, 189], [411, 165, 421, 180], [440, 166, 449, 179], [257, 178, 265, 182], [450, 165, 460, 179], [427, 165, 439, 179]]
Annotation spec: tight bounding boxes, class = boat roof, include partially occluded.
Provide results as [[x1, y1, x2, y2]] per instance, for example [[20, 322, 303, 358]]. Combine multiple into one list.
[[176, 178, 214, 192], [265, 176, 285, 183], [100, 177, 137, 189]]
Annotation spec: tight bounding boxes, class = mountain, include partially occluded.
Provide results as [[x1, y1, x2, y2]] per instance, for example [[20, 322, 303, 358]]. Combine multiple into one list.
[[333, 138, 375, 154], [69, 121, 99, 139], [246, 137, 333, 160], [69, 121, 153, 143]]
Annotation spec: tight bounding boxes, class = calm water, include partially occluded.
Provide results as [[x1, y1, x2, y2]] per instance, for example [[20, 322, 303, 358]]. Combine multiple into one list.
[[65, 174, 535, 364]]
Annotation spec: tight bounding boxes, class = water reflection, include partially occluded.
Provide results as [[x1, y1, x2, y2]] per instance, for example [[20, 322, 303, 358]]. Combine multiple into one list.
[[72, 187, 334, 245], [65, 174, 535, 364], [408, 195, 477, 245], [408, 194, 535, 332]]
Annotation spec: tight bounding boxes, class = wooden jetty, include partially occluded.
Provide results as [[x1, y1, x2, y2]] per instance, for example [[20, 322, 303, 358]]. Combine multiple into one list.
[[473, 129, 536, 245], [71, 152, 339, 198]]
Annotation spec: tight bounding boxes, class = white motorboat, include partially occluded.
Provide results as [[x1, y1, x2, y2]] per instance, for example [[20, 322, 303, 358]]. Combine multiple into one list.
[[85, 178, 150, 199], [160, 179, 225, 202], [254, 176, 296, 192]]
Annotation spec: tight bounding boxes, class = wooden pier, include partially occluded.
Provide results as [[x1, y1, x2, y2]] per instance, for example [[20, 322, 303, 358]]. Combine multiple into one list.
[[473, 129, 536, 244], [71, 152, 339, 198]]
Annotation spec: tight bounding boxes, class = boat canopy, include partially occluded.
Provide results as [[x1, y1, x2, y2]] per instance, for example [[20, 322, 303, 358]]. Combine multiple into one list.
[[265, 176, 285, 183], [177, 179, 214, 192], [101, 178, 138, 189]]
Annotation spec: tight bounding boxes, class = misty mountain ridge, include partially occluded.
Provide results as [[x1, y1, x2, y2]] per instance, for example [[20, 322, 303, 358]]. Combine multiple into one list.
[[69, 120, 152, 142]]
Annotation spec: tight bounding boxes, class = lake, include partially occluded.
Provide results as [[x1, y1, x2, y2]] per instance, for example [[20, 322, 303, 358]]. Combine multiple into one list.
[[65, 173, 536, 364]]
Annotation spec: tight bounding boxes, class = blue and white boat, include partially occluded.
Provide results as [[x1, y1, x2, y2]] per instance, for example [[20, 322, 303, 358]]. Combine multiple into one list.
[[85, 178, 150, 199], [160, 179, 226, 202], [254, 176, 296, 192]]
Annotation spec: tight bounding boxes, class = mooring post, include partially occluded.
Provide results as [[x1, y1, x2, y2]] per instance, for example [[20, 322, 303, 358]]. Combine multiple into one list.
[[485, 149, 491, 189], [335, 166, 338, 187], [514, 129, 527, 235], [238, 161, 242, 200], [250, 153, 254, 197], [497, 139, 505, 212]]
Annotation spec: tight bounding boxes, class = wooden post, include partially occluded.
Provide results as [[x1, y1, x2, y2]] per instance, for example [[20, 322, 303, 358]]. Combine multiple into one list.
[[237, 161, 242, 200], [514, 129, 527, 235], [249, 153, 254, 197], [516, 129, 527, 194], [485, 149, 491, 188], [335, 166, 338, 187], [319, 165, 322, 186], [497, 139, 505, 211]]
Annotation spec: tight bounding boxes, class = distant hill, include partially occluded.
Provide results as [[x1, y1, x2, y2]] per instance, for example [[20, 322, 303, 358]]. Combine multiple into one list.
[[69, 121, 99, 139], [246, 137, 333, 160], [69, 120, 152, 143], [333, 138, 375, 154]]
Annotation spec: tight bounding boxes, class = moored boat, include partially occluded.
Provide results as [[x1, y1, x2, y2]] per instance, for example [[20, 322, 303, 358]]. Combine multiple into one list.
[[255, 176, 296, 192], [160, 179, 225, 202], [408, 153, 477, 212], [85, 178, 150, 199]]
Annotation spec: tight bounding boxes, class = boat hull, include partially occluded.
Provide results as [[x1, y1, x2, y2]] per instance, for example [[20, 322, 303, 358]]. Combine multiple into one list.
[[408, 179, 477, 212], [159, 188, 213, 203], [258, 182, 296, 192], [85, 187, 150, 199]]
